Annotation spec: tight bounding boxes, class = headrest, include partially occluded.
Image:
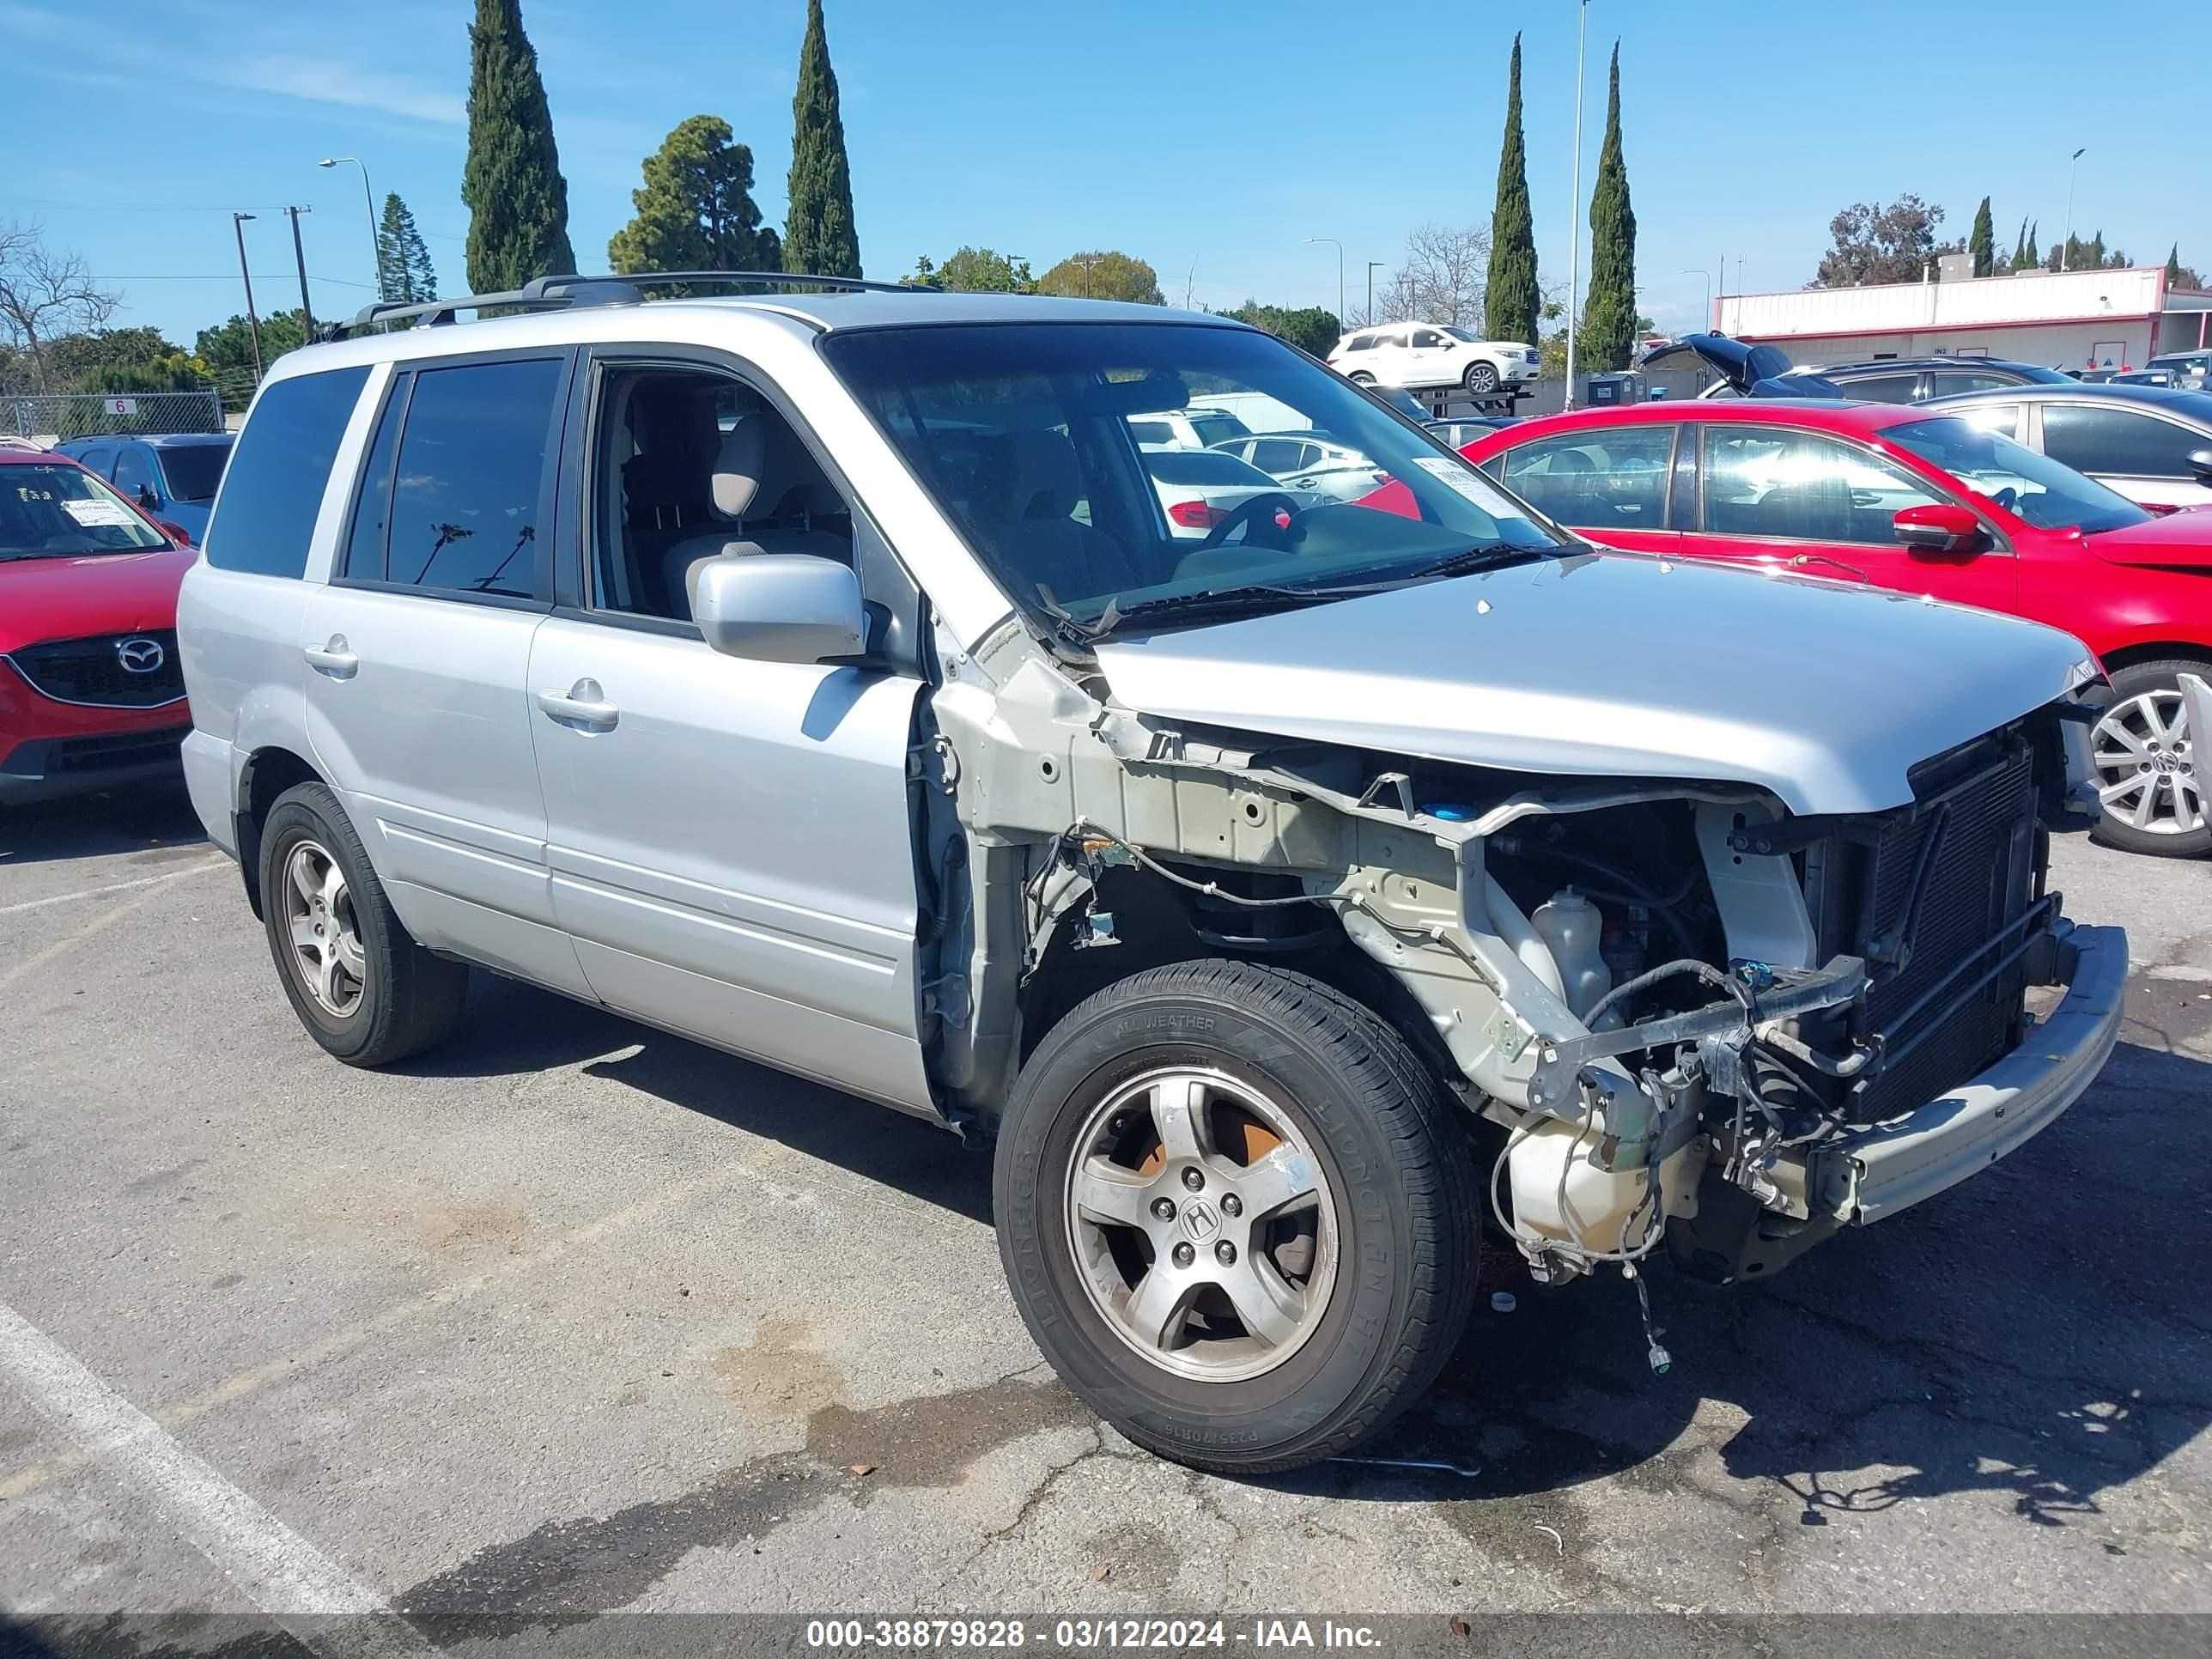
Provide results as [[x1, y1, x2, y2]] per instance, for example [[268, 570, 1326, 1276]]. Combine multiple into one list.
[[711, 417, 766, 519], [1006, 429, 1080, 520]]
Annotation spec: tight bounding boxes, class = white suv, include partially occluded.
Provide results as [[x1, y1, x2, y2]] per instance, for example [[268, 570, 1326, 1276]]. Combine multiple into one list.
[[176, 272, 2123, 1475], [1328, 323, 1540, 394]]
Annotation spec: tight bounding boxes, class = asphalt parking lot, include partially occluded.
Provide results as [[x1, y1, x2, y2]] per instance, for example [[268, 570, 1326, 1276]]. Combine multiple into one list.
[[3, 786, 2209, 1650]]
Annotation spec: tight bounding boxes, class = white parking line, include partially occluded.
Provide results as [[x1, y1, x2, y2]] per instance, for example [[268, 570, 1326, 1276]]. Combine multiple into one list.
[[0, 1302, 435, 1656], [0, 860, 227, 994], [0, 858, 228, 919]]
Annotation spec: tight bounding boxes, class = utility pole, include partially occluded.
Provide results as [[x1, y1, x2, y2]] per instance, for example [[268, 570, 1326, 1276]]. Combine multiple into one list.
[[1304, 236, 1345, 325], [283, 205, 314, 336], [2063, 147, 2087, 270], [231, 212, 264, 381], [1562, 0, 1590, 409], [1366, 260, 1385, 325]]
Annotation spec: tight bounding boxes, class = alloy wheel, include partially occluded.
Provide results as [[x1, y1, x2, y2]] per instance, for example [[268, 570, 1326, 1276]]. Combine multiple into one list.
[[2093, 690, 2202, 837], [1063, 1066, 1339, 1383], [281, 840, 368, 1018]]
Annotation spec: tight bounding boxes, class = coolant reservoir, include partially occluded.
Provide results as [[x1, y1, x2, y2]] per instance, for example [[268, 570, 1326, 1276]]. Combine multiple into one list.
[[1508, 1121, 1705, 1261], [1533, 886, 1613, 1027]]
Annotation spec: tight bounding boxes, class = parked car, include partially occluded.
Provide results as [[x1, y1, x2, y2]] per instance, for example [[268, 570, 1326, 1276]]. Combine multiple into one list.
[[1143, 447, 1327, 537], [1684, 336, 2074, 402], [54, 432, 233, 544], [1421, 400, 2210, 855], [2142, 350, 2210, 391], [1206, 429, 1386, 503], [1922, 383, 2212, 510], [1, 438, 193, 805], [1328, 322, 1540, 394], [179, 276, 2124, 1474], [1125, 405, 1252, 452], [1426, 415, 1520, 448]]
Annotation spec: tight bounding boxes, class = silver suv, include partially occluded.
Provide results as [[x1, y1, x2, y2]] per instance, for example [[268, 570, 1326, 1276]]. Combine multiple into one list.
[[178, 274, 2128, 1474]]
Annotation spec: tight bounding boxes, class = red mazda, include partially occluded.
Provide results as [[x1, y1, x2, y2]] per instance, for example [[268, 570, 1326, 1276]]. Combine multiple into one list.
[[1389, 401, 2210, 857], [1, 439, 195, 806]]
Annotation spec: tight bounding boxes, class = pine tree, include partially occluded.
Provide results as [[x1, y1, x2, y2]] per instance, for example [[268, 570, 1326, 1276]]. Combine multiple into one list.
[[462, 0, 576, 293], [609, 116, 780, 281], [377, 193, 438, 304], [1484, 33, 1539, 346], [1577, 41, 1637, 371], [785, 0, 860, 279], [1968, 196, 1994, 277]]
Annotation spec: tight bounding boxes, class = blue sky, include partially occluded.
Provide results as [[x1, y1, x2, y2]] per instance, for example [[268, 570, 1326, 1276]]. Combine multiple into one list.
[[2, 0, 2198, 349]]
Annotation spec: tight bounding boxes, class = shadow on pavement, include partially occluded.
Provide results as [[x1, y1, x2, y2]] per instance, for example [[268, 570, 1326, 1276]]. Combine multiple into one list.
[[0, 781, 204, 870], [1272, 984, 2212, 1529], [398, 972, 993, 1227]]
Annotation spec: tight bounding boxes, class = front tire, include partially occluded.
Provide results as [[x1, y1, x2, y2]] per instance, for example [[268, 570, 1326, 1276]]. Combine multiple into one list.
[[1463, 361, 1500, 393], [994, 961, 1475, 1474], [2089, 659, 2208, 858], [258, 782, 470, 1065]]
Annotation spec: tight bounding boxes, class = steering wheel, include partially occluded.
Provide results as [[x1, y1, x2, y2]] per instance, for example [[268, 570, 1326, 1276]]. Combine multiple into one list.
[[1197, 492, 1302, 551]]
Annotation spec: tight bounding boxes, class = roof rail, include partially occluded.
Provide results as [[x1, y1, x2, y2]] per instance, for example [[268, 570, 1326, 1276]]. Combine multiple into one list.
[[330, 269, 934, 340]]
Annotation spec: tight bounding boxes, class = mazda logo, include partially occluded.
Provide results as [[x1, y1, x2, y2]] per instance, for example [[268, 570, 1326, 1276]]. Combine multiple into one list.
[[116, 637, 166, 675]]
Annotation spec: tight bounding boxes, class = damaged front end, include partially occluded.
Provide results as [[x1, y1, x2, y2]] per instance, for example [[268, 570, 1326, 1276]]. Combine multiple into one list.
[[918, 616, 2124, 1297]]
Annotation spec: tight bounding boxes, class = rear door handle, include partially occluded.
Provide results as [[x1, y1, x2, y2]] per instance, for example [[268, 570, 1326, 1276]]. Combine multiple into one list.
[[535, 679, 619, 732], [304, 636, 358, 678]]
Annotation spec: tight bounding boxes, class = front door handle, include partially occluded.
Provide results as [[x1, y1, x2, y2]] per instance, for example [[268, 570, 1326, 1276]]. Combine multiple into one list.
[[535, 678, 619, 732], [304, 636, 358, 678]]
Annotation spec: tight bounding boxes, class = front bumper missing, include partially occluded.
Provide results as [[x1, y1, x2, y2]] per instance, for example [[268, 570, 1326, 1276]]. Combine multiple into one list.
[[1835, 924, 2126, 1224]]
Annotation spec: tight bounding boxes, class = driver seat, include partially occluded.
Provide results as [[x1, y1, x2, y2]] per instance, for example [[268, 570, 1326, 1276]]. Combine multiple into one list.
[[998, 429, 1151, 602]]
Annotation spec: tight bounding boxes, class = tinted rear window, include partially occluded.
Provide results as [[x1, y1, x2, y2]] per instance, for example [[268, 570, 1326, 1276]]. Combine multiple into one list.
[[1145, 451, 1273, 486], [155, 443, 231, 501], [383, 358, 562, 599], [204, 368, 370, 577]]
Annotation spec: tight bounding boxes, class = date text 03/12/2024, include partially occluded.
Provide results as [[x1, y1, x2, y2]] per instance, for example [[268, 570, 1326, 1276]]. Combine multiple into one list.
[[803, 1618, 1386, 1650]]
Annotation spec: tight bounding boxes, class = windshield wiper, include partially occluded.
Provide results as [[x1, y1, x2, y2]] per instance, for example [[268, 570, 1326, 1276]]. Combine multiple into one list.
[[1036, 580, 1335, 645], [1282, 540, 1554, 597]]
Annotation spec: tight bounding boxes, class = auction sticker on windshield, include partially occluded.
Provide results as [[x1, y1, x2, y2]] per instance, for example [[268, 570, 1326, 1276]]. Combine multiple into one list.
[[1412, 455, 1492, 503], [61, 497, 137, 528]]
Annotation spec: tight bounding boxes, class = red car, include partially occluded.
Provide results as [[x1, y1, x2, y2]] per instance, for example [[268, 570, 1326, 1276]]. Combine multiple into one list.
[[1379, 400, 2209, 857], [1, 439, 195, 806]]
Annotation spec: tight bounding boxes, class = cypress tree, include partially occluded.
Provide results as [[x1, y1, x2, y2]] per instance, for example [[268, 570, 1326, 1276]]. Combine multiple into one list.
[[2166, 242, 2184, 286], [2009, 217, 2028, 271], [786, 0, 860, 278], [377, 193, 438, 304], [1484, 33, 1539, 347], [462, 0, 576, 293], [1968, 196, 1994, 277], [1577, 41, 1637, 371], [2022, 221, 2039, 270]]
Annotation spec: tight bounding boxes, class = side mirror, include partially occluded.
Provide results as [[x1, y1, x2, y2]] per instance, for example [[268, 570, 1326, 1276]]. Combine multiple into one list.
[[688, 550, 865, 665], [136, 483, 159, 510], [2185, 447, 2212, 483], [1893, 502, 1984, 556]]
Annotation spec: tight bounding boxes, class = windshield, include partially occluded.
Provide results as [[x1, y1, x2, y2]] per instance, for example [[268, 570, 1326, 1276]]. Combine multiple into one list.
[[1886, 416, 2152, 535], [156, 442, 231, 501], [824, 323, 1559, 631], [1146, 451, 1275, 487], [1, 462, 169, 561], [1440, 326, 1480, 343]]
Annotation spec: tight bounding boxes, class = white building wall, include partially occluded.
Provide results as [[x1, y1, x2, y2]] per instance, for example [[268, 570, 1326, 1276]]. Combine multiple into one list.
[[1761, 319, 2155, 372], [1717, 268, 2166, 338]]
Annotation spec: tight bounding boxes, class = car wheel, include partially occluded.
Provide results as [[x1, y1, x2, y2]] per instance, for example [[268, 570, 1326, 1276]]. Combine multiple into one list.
[[1346, 371, 1375, 386], [2088, 659, 2209, 858], [258, 781, 471, 1064], [1463, 361, 1500, 393], [994, 960, 1476, 1474]]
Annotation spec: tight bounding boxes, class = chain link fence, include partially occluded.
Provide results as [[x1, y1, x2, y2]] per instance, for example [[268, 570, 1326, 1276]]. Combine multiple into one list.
[[1, 390, 226, 442]]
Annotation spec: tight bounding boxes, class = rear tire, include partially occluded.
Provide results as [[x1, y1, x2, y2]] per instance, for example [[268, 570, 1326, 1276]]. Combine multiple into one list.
[[1346, 371, 1375, 386], [258, 782, 470, 1065], [994, 960, 1476, 1474], [1463, 361, 1500, 393], [2087, 659, 2209, 858]]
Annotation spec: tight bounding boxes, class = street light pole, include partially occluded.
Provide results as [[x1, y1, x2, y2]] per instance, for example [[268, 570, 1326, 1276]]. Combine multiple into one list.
[[283, 205, 314, 336], [1682, 268, 1711, 328], [319, 157, 381, 299], [1304, 236, 1345, 325], [1365, 261, 1385, 325], [231, 212, 264, 380], [1562, 0, 1590, 410], [2063, 147, 2086, 271]]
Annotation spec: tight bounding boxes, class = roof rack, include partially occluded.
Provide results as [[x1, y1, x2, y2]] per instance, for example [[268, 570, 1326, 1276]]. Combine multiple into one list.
[[331, 270, 935, 340]]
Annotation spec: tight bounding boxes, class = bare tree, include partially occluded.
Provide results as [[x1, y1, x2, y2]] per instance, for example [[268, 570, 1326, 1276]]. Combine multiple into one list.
[[0, 222, 121, 392], [1371, 222, 1491, 329]]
